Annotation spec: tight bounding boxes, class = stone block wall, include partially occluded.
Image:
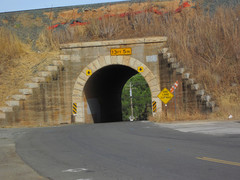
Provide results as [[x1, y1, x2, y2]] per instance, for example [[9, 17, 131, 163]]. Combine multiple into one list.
[[0, 60, 72, 126], [60, 37, 167, 123], [0, 37, 216, 126], [159, 48, 216, 117]]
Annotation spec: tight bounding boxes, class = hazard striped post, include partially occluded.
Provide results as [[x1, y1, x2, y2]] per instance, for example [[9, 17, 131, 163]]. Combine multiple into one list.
[[73, 103, 77, 115], [170, 80, 179, 93], [170, 80, 179, 120], [152, 101, 157, 113]]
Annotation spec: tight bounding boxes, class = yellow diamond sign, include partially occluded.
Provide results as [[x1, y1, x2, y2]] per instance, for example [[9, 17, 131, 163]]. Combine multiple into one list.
[[158, 88, 174, 104]]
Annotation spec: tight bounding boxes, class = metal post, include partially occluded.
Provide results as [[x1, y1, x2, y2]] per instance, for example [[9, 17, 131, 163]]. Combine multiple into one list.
[[130, 82, 134, 121], [174, 90, 177, 120], [165, 104, 168, 119]]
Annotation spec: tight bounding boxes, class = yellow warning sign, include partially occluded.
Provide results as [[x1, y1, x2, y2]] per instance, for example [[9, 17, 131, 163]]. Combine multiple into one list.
[[138, 66, 144, 73], [110, 48, 132, 56], [73, 103, 77, 115], [158, 88, 174, 104], [86, 69, 92, 76], [152, 101, 157, 112]]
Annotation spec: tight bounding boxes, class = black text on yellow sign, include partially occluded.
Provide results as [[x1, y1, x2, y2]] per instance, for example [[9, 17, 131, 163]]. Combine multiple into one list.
[[86, 69, 92, 76], [73, 103, 77, 115], [138, 66, 144, 73], [157, 88, 174, 104], [110, 48, 132, 56], [152, 101, 157, 112]]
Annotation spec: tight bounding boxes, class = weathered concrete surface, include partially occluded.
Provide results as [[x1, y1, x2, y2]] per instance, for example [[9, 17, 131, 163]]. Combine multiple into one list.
[[157, 120, 240, 136], [0, 60, 70, 126], [0, 129, 47, 180]]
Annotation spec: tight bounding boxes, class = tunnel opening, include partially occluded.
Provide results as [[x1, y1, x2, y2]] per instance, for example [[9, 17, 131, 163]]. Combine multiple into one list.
[[83, 65, 138, 123]]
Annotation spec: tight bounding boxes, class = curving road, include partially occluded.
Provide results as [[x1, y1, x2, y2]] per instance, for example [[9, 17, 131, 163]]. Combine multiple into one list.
[[16, 121, 240, 180]]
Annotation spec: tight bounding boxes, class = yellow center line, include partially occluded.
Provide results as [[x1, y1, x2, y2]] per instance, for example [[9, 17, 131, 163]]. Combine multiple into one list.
[[196, 157, 240, 167]]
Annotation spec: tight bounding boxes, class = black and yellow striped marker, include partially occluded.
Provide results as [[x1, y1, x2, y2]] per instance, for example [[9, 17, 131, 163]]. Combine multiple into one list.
[[73, 103, 77, 115], [152, 101, 157, 112]]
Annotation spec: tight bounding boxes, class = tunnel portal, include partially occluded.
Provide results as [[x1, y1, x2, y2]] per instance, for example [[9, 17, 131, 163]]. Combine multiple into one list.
[[70, 38, 165, 124], [84, 65, 137, 123]]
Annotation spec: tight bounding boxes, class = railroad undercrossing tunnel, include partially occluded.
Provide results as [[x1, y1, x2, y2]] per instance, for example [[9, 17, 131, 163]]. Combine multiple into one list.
[[84, 65, 138, 123]]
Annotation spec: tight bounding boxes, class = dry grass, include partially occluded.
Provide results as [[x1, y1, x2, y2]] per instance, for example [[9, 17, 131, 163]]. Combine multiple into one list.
[[73, 0, 240, 120], [0, 27, 59, 106], [166, 6, 240, 92], [47, 0, 180, 42], [161, 4, 240, 119], [1, 0, 240, 120], [0, 51, 59, 106], [149, 110, 209, 123], [36, 29, 59, 51], [0, 27, 29, 74], [0, 27, 28, 57]]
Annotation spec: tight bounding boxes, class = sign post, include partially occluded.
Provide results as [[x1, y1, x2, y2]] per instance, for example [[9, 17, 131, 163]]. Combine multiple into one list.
[[158, 88, 174, 119], [165, 104, 168, 119], [129, 82, 135, 121]]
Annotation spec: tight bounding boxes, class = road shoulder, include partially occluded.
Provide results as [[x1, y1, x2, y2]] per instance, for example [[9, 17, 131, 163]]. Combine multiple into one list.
[[0, 129, 48, 180], [156, 120, 240, 136]]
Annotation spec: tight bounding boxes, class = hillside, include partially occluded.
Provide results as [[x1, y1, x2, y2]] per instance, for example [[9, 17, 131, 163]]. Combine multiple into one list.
[[0, 0, 180, 44], [0, 0, 240, 120], [0, 0, 183, 106]]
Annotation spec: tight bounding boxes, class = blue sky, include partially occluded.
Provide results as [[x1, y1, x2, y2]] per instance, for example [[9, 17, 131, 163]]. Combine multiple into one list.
[[0, 0, 128, 13]]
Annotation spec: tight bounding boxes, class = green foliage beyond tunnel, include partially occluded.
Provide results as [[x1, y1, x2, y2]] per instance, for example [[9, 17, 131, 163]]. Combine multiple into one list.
[[121, 74, 152, 121]]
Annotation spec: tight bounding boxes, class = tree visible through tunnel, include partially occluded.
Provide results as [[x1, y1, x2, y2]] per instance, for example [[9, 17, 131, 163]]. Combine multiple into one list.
[[121, 73, 152, 121]]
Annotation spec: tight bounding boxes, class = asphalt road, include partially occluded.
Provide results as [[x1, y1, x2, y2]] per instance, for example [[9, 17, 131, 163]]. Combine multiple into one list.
[[15, 121, 240, 180]]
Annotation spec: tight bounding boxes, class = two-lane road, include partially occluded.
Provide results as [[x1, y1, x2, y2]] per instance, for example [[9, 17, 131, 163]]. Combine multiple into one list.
[[15, 121, 240, 180]]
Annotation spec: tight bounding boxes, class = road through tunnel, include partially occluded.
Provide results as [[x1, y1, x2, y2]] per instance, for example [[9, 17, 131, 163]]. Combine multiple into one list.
[[84, 65, 137, 123]]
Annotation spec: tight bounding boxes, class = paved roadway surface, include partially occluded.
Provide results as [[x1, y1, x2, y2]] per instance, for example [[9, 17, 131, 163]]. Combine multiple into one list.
[[15, 121, 240, 180]]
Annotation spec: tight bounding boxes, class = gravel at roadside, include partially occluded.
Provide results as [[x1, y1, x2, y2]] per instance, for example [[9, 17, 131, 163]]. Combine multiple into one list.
[[0, 128, 48, 180]]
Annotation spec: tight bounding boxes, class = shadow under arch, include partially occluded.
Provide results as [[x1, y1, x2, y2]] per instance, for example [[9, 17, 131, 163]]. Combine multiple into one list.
[[84, 65, 138, 123], [72, 56, 160, 123]]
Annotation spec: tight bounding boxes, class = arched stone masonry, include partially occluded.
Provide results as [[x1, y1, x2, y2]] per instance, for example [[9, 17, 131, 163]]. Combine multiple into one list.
[[72, 55, 161, 123]]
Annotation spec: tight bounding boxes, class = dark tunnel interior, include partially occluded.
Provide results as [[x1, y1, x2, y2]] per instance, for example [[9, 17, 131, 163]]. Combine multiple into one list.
[[84, 65, 137, 123]]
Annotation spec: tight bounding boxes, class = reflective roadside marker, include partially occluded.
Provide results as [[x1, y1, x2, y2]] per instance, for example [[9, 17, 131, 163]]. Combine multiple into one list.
[[138, 66, 144, 72], [86, 69, 92, 76], [152, 101, 157, 112], [73, 103, 77, 115], [170, 80, 179, 93]]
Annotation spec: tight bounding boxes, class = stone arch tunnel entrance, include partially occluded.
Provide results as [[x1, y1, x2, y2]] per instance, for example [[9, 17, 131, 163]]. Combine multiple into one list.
[[84, 65, 138, 123], [67, 37, 167, 123], [72, 55, 162, 123]]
